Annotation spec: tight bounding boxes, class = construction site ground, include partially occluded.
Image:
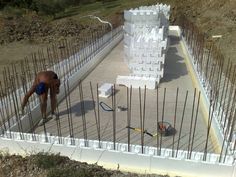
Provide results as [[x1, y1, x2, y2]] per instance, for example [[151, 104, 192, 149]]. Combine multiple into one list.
[[35, 30, 218, 153]]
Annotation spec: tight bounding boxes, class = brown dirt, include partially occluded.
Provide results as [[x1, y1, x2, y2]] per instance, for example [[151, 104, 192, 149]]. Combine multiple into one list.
[[0, 14, 102, 44], [165, 0, 236, 62], [0, 153, 168, 177]]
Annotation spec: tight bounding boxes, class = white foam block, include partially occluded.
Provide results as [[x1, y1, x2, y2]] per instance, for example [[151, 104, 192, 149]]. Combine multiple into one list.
[[98, 83, 113, 98]]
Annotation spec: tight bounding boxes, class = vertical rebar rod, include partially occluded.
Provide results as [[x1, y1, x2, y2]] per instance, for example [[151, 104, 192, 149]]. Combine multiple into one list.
[[129, 85, 132, 152], [176, 90, 188, 158], [212, 55, 222, 94], [67, 79, 74, 144], [3, 67, 14, 128], [64, 80, 73, 139], [112, 84, 116, 150], [139, 87, 143, 153], [187, 88, 197, 158], [156, 86, 159, 152], [160, 88, 166, 154], [79, 81, 87, 146], [189, 91, 201, 158], [142, 85, 147, 153], [96, 83, 101, 147], [57, 105, 62, 141], [90, 82, 100, 142], [127, 86, 130, 151], [12, 64, 21, 109], [0, 82, 7, 132], [2, 73, 12, 130], [11, 75, 21, 123], [65, 40, 72, 76], [4, 68, 14, 119], [59, 41, 66, 80], [21, 76, 34, 134], [10, 77, 23, 139], [208, 63, 216, 90], [172, 87, 179, 157], [204, 45, 213, 82]]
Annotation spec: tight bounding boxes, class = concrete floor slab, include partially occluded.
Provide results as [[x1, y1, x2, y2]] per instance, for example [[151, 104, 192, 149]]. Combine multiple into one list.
[[35, 31, 218, 153]]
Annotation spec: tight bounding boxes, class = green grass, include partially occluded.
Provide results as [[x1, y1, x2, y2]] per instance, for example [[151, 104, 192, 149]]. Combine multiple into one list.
[[57, 0, 158, 20], [0, 0, 159, 21]]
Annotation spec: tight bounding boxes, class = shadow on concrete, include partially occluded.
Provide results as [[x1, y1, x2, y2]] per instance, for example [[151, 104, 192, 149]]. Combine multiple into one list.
[[160, 46, 188, 83], [59, 100, 95, 117], [169, 35, 181, 45]]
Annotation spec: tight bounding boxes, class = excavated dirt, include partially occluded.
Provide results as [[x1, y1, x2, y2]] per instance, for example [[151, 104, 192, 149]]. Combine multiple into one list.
[[166, 0, 236, 62], [0, 14, 104, 44], [0, 153, 169, 177]]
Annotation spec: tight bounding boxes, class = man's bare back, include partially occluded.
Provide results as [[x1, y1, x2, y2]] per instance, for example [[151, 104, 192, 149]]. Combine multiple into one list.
[[22, 71, 60, 124]]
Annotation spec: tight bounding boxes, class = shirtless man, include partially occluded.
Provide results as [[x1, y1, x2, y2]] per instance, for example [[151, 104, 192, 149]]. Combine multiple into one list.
[[22, 71, 60, 125]]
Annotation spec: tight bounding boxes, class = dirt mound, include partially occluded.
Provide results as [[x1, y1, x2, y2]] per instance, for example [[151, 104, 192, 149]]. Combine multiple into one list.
[[167, 0, 236, 62], [0, 153, 168, 177], [0, 14, 95, 44]]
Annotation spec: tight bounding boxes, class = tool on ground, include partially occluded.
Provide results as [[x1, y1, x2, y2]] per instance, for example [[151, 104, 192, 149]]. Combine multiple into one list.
[[99, 101, 113, 112], [126, 126, 158, 137], [126, 121, 176, 137], [100, 102, 128, 112], [157, 121, 176, 136]]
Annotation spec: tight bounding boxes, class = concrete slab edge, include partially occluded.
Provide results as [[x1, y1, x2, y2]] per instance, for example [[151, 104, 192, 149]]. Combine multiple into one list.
[[0, 132, 235, 177]]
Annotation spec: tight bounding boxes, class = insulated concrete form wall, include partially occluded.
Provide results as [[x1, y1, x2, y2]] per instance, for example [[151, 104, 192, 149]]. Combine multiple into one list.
[[119, 4, 170, 88], [0, 132, 235, 177]]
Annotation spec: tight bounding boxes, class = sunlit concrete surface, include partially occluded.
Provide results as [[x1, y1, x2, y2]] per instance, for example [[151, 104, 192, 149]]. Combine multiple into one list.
[[35, 31, 218, 153]]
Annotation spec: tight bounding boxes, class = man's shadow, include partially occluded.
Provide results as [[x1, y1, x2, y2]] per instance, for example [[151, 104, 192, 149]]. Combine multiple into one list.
[[59, 100, 95, 117], [161, 35, 188, 83]]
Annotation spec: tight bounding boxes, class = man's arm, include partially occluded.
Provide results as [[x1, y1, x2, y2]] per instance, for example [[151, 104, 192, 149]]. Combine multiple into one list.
[[21, 80, 37, 111]]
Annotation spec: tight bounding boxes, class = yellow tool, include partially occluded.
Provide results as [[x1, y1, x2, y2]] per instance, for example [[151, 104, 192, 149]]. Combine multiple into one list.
[[126, 122, 176, 137], [126, 126, 159, 137]]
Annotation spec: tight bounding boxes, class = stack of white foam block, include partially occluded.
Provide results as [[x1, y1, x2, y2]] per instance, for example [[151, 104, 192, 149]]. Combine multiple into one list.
[[117, 4, 170, 89]]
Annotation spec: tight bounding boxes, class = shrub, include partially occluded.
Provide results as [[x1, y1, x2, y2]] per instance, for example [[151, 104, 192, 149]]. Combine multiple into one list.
[[32, 0, 66, 18], [0, 0, 33, 9]]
